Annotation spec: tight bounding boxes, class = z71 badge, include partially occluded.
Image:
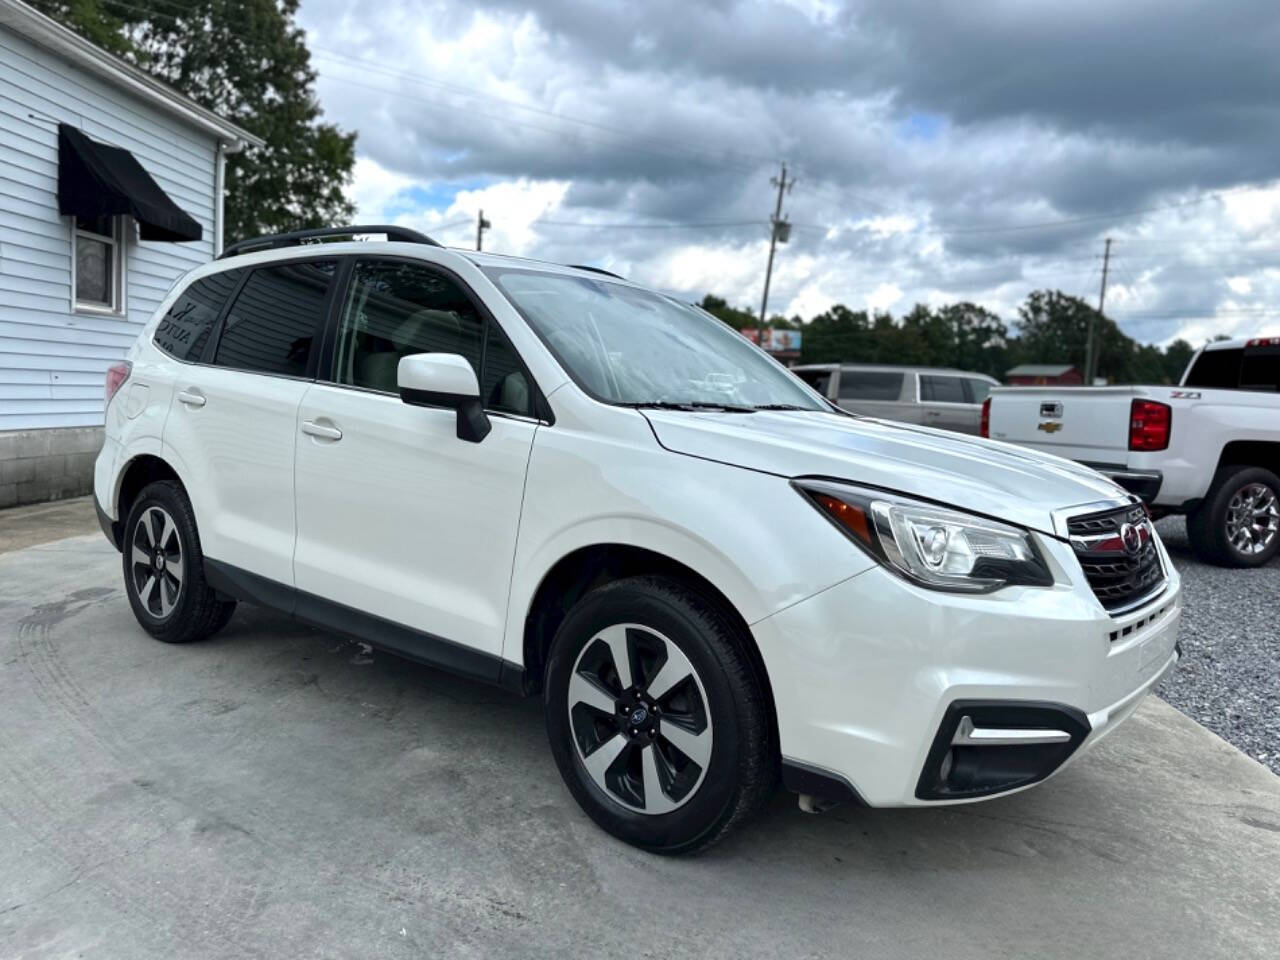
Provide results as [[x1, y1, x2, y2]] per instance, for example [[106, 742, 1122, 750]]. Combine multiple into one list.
[[1170, 390, 1202, 399]]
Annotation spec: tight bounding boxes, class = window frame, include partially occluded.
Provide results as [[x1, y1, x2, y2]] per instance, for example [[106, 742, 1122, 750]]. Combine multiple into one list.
[[70, 214, 127, 316], [205, 258, 341, 381], [315, 254, 552, 424]]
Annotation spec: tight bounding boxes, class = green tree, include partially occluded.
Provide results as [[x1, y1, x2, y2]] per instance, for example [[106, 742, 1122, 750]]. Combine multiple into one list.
[[1014, 290, 1140, 383], [937, 302, 1009, 378], [1162, 338, 1196, 383], [30, 0, 356, 243], [698, 295, 756, 330]]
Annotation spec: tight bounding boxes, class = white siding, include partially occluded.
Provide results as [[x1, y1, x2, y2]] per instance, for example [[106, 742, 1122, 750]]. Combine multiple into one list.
[[0, 26, 218, 431]]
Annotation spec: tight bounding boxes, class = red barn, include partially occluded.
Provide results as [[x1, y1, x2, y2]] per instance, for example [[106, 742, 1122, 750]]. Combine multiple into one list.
[[1006, 364, 1084, 386]]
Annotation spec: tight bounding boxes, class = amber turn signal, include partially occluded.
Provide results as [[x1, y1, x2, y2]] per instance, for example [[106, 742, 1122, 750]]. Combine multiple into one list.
[[815, 493, 872, 545]]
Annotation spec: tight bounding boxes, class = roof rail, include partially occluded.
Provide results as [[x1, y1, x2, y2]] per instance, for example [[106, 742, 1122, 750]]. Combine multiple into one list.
[[219, 225, 441, 260], [568, 264, 627, 280]]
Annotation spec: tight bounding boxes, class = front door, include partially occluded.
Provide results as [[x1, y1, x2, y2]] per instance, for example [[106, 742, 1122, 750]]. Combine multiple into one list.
[[293, 257, 541, 661]]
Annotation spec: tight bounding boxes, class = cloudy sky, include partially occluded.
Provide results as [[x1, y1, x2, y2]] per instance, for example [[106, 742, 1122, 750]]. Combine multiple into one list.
[[296, 0, 1280, 346]]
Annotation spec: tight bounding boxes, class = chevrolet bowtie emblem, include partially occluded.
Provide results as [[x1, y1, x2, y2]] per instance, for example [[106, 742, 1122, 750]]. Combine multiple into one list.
[[1037, 420, 1063, 434]]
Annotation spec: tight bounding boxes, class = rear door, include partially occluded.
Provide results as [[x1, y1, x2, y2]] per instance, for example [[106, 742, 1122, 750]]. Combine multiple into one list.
[[917, 373, 972, 432], [163, 258, 337, 585], [835, 369, 908, 420]]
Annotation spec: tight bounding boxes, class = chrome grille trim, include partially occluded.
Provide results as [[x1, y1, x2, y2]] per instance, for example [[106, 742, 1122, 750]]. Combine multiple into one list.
[[1066, 503, 1167, 615]]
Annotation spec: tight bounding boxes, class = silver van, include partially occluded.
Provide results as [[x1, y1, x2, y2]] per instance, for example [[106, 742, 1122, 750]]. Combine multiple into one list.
[[791, 364, 999, 435]]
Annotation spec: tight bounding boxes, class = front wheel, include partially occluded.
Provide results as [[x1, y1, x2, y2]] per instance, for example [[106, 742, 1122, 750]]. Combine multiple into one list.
[[1186, 465, 1280, 567], [544, 576, 773, 854], [122, 481, 237, 643]]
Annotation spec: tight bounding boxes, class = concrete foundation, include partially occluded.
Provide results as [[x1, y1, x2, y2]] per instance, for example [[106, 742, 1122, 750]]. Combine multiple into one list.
[[0, 425, 103, 507]]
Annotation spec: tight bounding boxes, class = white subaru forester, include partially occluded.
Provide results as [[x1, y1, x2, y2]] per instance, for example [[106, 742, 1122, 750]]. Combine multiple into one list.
[[94, 226, 1182, 854]]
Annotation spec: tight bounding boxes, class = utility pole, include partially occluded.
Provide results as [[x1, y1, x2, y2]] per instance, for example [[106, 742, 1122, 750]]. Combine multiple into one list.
[[757, 162, 795, 351], [475, 209, 491, 251], [1085, 237, 1112, 384]]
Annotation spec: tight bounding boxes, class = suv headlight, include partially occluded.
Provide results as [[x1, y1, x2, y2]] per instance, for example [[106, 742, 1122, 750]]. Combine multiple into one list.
[[793, 479, 1053, 593]]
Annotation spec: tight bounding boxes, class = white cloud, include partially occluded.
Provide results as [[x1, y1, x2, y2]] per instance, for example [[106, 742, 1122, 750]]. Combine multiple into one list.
[[867, 282, 904, 312], [348, 156, 416, 218], [296, 0, 1280, 346]]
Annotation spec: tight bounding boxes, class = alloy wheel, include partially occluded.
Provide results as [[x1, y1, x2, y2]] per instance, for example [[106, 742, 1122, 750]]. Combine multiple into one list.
[[1225, 482, 1279, 556], [567, 623, 713, 815], [130, 506, 184, 619]]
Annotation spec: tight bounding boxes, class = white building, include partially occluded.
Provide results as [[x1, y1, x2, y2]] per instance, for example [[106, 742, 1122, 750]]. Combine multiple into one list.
[[0, 0, 261, 506]]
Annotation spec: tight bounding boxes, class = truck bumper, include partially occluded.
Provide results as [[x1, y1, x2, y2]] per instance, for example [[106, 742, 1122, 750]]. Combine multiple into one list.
[[1082, 463, 1163, 503]]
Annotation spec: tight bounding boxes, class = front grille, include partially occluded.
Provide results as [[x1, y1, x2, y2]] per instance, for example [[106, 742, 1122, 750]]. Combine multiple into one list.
[[1067, 503, 1165, 613]]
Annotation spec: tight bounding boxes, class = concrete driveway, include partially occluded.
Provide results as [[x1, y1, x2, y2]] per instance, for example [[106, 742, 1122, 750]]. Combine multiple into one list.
[[1, 531, 1278, 959]]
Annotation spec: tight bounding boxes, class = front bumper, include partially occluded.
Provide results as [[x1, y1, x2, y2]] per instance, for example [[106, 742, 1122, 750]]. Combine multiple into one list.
[[753, 532, 1182, 807]]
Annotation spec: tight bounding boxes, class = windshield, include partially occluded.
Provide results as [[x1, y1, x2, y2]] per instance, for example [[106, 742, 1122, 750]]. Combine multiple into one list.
[[483, 267, 826, 411]]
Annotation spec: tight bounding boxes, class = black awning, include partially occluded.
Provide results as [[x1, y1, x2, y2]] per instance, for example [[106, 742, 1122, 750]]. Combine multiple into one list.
[[57, 124, 202, 242]]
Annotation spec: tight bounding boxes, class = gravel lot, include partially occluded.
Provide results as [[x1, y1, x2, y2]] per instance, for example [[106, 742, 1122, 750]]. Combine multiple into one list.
[[1155, 515, 1280, 774]]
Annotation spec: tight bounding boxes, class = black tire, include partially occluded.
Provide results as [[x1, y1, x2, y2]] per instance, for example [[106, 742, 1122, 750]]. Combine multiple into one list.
[[121, 480, 237, 643], [1186, 465, 1280, 567], [544, 575, 773, 854]]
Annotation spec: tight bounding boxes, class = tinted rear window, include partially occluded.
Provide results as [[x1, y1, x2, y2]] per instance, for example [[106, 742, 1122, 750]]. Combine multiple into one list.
[[1184, 348, 1242, 389], [1240, 349, 1280, 391], [214, 261, 335, 377], [153, 269, 243, 362], [839, 370, 903, 400], [919, 374, 966, 403]]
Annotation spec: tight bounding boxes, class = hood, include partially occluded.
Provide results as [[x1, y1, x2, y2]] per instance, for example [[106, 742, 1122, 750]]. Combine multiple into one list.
[[642, 409, 1128, 537]]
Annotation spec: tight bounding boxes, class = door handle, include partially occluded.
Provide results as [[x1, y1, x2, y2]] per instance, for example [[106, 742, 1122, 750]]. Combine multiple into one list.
[[301, 419, 343, 441], [177, 389, 206, 408], [925, 410, 942, 418]]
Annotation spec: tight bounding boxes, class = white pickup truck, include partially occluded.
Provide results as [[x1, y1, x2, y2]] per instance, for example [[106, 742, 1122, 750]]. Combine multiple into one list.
[[984, 336, 1280, 567]]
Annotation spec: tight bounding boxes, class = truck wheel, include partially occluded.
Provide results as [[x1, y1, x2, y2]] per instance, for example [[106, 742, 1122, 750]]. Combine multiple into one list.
[[123, 481, 237, 642], [1186, 466, 1280, 567], [543, 576, 774, 854]]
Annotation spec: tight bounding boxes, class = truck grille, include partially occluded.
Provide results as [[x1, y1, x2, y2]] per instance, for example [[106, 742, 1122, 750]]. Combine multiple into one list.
[[1067, 503, 1165, 613]]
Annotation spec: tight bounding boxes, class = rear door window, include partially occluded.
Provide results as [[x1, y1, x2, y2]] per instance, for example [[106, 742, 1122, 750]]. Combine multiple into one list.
[[838, 370, 903, 401], [213, 260, 336, 377], [153, 269, 244, 362], [919, 375, 966, 403], [1183, 348, 1243, 389]]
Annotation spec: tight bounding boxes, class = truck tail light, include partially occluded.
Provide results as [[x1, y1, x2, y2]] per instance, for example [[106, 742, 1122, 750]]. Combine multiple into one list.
[[1128, 399, 1170, 451], [980, 397, 991, 438], [104, 361, 132, 408]]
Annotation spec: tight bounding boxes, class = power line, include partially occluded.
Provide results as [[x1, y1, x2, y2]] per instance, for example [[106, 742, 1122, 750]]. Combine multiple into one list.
[[932, 184, 1265, 236], [310, 48, 778, 174], [533, 219, 765, 230]]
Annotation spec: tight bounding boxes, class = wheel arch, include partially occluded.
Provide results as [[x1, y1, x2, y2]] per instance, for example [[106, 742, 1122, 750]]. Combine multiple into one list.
[[110, 453, 192, 547], [1216, 439, 1280, 477], [519, 542, 779, 759]]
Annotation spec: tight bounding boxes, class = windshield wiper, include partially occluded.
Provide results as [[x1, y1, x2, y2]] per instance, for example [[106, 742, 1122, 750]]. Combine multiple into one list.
[[624, 401, 756, 413], [749, 403, 814, 411]]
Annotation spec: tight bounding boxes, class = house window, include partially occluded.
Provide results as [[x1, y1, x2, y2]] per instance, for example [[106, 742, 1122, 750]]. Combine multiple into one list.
[[72, 215, 125, 313]]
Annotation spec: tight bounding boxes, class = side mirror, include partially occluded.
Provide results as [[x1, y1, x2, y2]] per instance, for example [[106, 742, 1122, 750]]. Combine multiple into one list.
[[397, 353, 491, 443]]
